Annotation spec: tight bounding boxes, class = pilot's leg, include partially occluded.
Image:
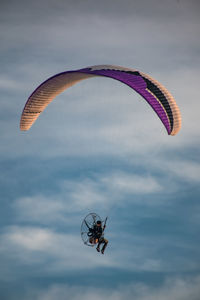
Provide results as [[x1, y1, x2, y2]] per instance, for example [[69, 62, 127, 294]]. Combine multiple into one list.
[[101, 238, 108, 254], [96, 240, 101, 252]]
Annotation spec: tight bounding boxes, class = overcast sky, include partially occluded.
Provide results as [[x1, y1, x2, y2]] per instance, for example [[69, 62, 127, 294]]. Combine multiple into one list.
[[0, 0, 200, 299]]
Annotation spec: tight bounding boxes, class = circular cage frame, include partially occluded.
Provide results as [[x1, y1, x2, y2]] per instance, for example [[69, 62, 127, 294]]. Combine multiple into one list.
[[81, 212, 102, 247]]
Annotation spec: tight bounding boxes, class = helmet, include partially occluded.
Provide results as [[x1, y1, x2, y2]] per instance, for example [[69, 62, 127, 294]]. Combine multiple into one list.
[[97, 220, 102, 225]]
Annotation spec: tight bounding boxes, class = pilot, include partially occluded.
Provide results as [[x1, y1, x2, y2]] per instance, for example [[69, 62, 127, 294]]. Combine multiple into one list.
[[93, 220, 108, 254]]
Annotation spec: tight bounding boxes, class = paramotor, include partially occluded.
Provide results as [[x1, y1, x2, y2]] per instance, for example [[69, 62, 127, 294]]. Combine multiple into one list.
[[81, 213, 107, 247]]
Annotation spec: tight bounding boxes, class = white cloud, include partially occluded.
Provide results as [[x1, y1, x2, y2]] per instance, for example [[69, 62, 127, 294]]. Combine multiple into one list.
[[5, 227, 52, 251], [0, 222, 199, 279], [101, 172, 162, 194], [165, 160, 200, 183], [0, 75, 25, 91], [14, 196, 68, 223], [19, 275, 200, 300], [0, 226, 114, 272], [63, 179, 108, 209], [144, 156, 200, 184], [14, 171, 163, 226]]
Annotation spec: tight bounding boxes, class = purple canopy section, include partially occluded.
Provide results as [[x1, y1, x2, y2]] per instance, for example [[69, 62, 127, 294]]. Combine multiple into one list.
[[77, 67, 171, 134]]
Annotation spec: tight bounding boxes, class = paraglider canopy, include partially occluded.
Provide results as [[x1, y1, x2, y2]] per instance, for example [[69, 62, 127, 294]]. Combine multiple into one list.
[[20, 65, 181, 135]]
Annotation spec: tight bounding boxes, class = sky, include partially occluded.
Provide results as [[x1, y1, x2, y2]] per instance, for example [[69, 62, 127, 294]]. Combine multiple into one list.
[[0, 0, 200, 299]]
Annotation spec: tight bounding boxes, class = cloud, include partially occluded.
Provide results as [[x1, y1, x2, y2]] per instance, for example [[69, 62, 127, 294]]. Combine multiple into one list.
[[0, 226, 114, 273], [5, 226, 53, 251], [0, 75, 25, 91], [162, 160, 200, 183], [13, 171, 163, 226], [12, 275, 200, 300], [101, 172, 162, 194], [0, 224, 161, 275], [13, 195, 70, 224], [141, 154, 200, 185]]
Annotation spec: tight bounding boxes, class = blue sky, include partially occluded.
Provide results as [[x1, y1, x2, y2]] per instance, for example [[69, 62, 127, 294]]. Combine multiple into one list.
[[1, 0, 200, 299]]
